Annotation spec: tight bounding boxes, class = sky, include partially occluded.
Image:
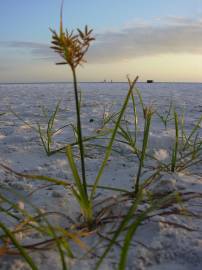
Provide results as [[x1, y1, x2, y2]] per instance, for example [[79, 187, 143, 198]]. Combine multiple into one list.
[[0, 0, 202, 83]]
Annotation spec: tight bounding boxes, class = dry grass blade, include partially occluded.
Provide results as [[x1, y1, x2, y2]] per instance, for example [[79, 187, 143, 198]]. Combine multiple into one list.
[[0, 163, 71, 187]]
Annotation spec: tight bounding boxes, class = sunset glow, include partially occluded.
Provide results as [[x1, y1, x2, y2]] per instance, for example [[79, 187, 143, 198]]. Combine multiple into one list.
[[0, 0, 201, 82]]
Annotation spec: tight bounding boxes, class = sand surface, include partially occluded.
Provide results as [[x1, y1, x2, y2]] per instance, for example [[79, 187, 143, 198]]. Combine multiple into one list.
[[0, 82, 202, 269]]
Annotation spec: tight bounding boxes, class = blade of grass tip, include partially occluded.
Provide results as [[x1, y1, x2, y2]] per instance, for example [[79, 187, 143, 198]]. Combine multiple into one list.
[[46, 101, 61, 153], [191, 133, 200, 159], [53, 123, 72, 136], [70, 124, 78, 141], [134, 87, 144, 116], [124, 118, 133, 141], [164, 100, 173, 129], [103, 111, 120, 127], [171, 111, 179, 172], [94, 188, 143, 270], [155, 111, 165, 127], [41, 105, 48, 118], [90, 76, 139, 201], [180, 107, 186, 144], [117, 123, 133, 144], [0, 222, 38, 270], [9, 108, 38, 132], [183, 115, 202, 151], [37, 123, 49, 155], [48, 100, 61, 131]]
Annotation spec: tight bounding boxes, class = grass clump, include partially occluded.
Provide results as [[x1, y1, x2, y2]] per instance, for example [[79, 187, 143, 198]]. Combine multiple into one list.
[[49, 4, 140, 227], [0, 3, 201, 270]]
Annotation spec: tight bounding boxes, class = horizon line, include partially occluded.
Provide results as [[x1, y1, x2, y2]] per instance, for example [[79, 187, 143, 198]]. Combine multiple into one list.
[[0, 81, 202, 85]]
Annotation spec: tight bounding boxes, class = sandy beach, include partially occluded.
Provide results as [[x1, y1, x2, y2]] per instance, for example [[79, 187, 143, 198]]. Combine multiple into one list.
[[0, 82, 201, 269]]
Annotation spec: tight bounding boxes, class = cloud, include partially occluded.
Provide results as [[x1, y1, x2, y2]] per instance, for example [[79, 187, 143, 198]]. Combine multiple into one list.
[[0, 41, 46, 49], [0, 66, 8, 71], [88, 17, 202, 62], [0, 16, 202, 64], [0, 41, 57, 61]]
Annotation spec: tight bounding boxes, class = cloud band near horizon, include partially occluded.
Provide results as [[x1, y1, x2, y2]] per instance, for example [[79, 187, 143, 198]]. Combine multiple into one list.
[[0, 16, 202, 65]]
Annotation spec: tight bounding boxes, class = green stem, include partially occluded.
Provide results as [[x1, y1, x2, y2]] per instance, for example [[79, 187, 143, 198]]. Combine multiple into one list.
[[135, 112, 152, 194], [71, 67, 88, 198]]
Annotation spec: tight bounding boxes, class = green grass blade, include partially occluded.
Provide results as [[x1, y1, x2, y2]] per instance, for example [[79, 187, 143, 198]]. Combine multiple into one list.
[[183, 115, 202, 151], [90, 76, 139, 200], [118, 209, 150, 270], [37, 123, 49, 155], [95, 189, 143, 270], [65, 145, 87, 201], [0, 187, 70, 269], [135, 108, 153, 193], [134, 87, 144, 115], [0, 164, 71, 187], [118, 191, 179, 269], [48, 100, 61, 131], [171, 111, 179, 172], [131, 91, 138, 142], [0, 222, 38, 270]]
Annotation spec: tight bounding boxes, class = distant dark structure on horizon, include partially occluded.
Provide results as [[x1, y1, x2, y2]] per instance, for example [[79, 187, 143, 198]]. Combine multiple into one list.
[[103, 79, 113, 83], [147, 80, 154, 83]]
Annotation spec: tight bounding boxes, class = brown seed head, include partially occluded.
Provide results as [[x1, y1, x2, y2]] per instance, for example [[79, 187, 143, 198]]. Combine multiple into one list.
[[50, 8, 95, 69]]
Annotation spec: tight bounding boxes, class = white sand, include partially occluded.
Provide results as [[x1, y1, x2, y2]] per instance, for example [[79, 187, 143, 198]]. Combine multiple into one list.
[[0, 82, 201, 269]]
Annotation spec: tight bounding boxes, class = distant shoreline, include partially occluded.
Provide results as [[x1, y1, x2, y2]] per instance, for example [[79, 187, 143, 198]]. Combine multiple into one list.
[[1, 81, 202, 85]]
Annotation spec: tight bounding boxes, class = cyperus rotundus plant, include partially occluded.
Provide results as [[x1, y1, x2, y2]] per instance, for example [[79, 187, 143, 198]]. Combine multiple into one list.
[[50, 4, 95, 226], [50, 5, 139, 227]]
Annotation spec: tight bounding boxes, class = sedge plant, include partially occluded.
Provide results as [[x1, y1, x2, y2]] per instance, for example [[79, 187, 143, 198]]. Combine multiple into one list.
[[50, 4, 140, 227], [10, 102, 110, 157], [2, 4, 202, 270], [50, 5, 95, 227]]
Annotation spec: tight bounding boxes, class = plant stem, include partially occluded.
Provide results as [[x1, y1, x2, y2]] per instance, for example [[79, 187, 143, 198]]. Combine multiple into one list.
[[135, 111, 152, 194], [71, 67, 88, 198]]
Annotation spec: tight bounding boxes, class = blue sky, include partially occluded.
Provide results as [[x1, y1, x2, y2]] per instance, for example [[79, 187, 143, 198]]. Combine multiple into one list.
[[0, 0, 202, 82]]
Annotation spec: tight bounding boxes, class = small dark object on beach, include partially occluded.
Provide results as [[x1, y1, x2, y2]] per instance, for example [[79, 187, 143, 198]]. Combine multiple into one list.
[[89, 118, 94, 122], [147, 80, 154, 83]]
